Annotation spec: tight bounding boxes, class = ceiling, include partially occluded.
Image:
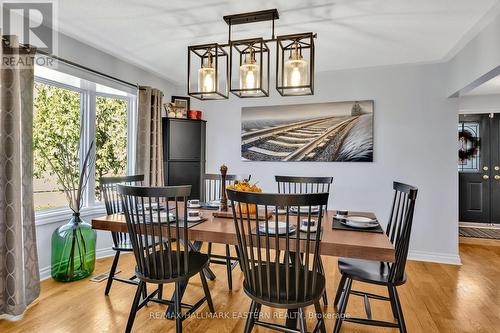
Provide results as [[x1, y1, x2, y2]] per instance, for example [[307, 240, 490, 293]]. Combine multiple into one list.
[[465, 75, 500, 95], [56, 0, 500, 83]]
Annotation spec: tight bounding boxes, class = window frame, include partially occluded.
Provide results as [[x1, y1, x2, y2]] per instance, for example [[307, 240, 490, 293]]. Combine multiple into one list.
[[33, 74, 137, 223]]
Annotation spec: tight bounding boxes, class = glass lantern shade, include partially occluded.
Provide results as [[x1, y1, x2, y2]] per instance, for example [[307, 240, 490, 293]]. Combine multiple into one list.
[[283, 57, 308, 93], [198, 66, 216, 93], [240, 62, 260, 91], [230, 38, 269, 98], [188, 43, 228, 100], [276, 33, 314, 96]]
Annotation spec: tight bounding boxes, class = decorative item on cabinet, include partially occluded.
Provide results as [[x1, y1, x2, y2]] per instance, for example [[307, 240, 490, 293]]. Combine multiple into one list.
[[188, 109, 203, 120], [170, 96, 190, 118]]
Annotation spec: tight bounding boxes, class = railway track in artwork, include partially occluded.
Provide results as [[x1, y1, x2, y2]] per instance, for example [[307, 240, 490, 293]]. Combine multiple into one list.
[[242, 116, 360, 161]]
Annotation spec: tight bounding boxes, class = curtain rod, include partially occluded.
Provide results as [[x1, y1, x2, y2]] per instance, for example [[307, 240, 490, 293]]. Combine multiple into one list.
[[2, 36, 146, 90], [36, 49, 141, 90]]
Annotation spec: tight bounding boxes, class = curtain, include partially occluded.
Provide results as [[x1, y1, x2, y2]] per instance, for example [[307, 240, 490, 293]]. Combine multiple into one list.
[[136, 87, 164, 186], [0, 36, 39, 317]]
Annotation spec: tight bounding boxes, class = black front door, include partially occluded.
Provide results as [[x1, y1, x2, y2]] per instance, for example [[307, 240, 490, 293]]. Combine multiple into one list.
[[459, 113, 500, 224]]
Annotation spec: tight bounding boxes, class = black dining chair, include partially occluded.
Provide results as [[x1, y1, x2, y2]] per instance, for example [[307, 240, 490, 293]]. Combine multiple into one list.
[[227, 189, 329, 333], [100, 175, 145, 296], [118, 184, 215, 333], [202, 173, 251, 290], [333, 182, 418, 333], [275, 175, 333, 306]]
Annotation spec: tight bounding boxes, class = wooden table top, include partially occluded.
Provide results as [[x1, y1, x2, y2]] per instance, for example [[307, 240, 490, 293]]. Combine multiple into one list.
[[91, 209, 395, 262]]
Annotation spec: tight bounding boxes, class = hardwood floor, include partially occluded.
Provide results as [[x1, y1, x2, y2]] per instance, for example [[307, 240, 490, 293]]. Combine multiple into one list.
[[1, 242, 499, 333]]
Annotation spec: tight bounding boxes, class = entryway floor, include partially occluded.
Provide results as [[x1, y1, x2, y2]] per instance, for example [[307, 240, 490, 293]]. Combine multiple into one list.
[[459, 225, 500, 239]]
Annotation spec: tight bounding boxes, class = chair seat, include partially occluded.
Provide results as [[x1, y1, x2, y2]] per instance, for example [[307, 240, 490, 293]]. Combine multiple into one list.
[[243, 264, 326, 308], [338, 258, 406, 286], [136, 251, 209, 283]]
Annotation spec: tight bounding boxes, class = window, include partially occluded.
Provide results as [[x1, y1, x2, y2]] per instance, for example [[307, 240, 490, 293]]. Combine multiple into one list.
[[95, 95, 128, 200], [33, 66, 136, 213], [33, 83, 81, 210], [458, 122, 480, 172]]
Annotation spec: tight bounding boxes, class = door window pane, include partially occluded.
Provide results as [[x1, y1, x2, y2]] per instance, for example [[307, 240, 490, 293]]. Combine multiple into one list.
[[458, 122, 480, 172], [33, 82, 81, 211], [95, 96, 128, 200]]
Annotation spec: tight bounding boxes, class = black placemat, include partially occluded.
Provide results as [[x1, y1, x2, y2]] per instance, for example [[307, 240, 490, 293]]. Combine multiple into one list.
[[332, 218, 384, 234], [199, 205, 219, 210], [143, 217, 207, 228], [251, 225, 323, 240], [166, 217, 208, 228]]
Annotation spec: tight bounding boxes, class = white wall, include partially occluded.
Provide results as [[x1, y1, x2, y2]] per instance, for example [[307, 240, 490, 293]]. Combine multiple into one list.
[[55, 32, 178, 94], [191, 63, 461, 265], [35, 32, 179, 280]]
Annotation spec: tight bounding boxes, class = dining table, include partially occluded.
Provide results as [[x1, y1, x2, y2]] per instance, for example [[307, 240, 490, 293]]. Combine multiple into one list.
[[91, 207, 394, 329]]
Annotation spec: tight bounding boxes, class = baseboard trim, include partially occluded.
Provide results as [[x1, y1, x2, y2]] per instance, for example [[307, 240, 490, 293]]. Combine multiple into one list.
[[39, 247, 116, 281], [408, 250, 462, 265]]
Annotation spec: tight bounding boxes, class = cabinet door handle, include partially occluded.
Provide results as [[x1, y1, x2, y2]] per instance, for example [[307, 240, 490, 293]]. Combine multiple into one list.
[[495, 175, 500, 180], [483, 174, 490, 180]]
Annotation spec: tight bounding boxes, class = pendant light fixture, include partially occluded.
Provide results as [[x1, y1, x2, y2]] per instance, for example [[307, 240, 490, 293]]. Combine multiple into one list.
[[188, 43, 228, 100], [187, 9, 316, 100], [230, 38, 269, 97], [277, 33, 314, 96], [198, 49, 215, 93]]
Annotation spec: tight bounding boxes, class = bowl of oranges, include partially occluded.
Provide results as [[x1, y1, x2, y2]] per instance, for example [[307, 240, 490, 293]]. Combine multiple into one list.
[[227, 180, 262, 214]]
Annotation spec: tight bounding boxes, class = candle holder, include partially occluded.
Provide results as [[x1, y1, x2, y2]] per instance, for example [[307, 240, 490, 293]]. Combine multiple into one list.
[[220, 164, 228, 212]]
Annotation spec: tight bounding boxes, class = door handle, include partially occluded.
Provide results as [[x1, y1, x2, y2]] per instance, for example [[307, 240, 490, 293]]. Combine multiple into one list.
[[495, 175, 500, 180], [483, 175, 490, 180], [495, 166, 500, 171]]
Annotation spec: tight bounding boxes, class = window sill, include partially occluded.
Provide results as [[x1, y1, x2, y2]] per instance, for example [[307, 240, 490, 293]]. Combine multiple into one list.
[[35, 204, 106, 226]]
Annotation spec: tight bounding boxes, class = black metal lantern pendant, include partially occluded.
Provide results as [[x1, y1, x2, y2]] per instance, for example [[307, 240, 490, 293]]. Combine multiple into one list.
[[188, 43, 228, 100], [277, 33, 315, 96], [230, 38, 269, 97], [187, 9, 316, 100]]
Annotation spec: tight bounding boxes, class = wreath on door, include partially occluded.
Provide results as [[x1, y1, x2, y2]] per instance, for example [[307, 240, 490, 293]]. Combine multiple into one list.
[[458, 129, 480, 161]]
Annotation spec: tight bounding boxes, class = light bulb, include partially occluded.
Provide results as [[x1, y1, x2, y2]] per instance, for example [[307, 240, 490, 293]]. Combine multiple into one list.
[[198, 67, 215, 93], [240, 63, 260, 95], [283, 43, 308, 94], [290, 66, 302, 86], [245, 68, 256, 88], [239, 49, 260, 96], [198, 49, 217, 96]]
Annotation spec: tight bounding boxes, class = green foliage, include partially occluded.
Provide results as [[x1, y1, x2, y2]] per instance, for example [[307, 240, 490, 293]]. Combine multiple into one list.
[[95, 96, 127, 197], [33, 83, 80, 186], [33, 83, 128, 201]]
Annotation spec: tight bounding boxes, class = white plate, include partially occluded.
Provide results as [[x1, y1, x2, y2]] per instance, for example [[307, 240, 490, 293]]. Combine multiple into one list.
[[258, 222, 296, 235], [187, 216, 203, 222], [299, 225, 318, 233], [340, 217, 378, 229], [346, 216, 377, 223], [141, 202, 165, 211], [150, 212, 176, 222], [290, 206, 320, 213], [207, 200, 221, 207], [188, 204, 201, 208]]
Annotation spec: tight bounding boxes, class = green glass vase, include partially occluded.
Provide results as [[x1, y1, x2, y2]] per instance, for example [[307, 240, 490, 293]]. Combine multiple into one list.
[[51, 213, 97, 282]]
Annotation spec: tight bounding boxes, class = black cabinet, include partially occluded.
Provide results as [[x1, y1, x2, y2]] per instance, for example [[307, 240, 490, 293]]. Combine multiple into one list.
[[162, 118, 206, 199]]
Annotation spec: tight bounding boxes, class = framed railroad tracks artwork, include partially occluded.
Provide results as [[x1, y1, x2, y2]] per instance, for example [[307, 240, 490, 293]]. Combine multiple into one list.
[[241, 100, 374, 162]]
